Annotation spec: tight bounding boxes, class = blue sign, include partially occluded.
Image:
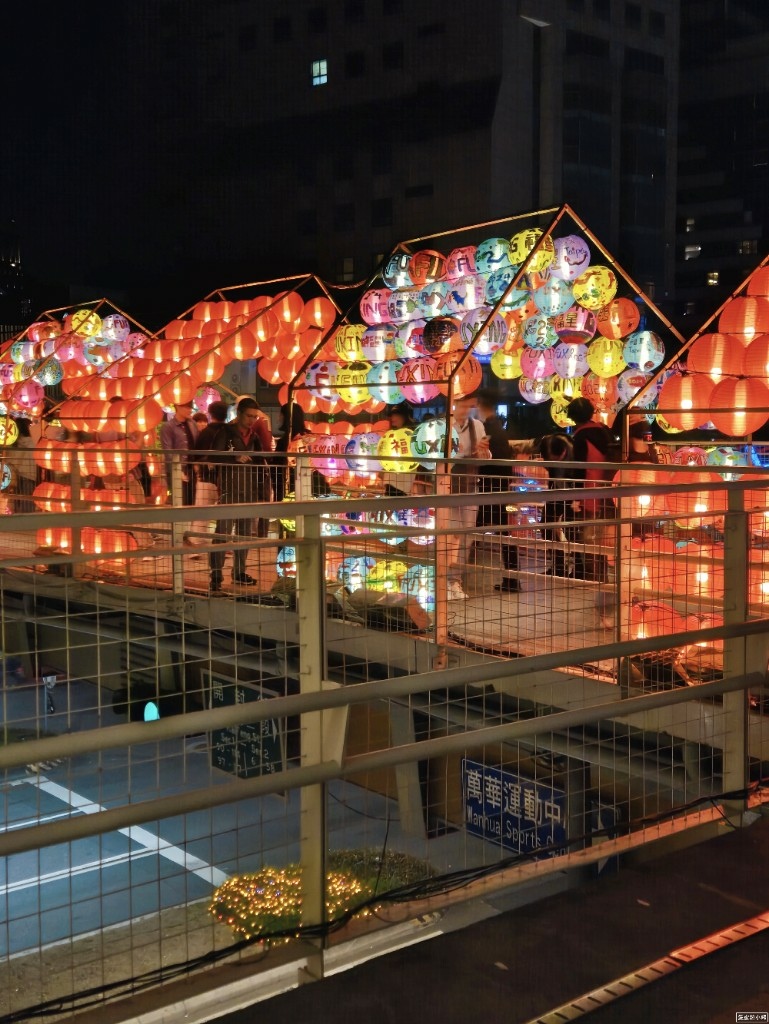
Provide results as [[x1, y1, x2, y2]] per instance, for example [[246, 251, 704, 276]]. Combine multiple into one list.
[[462, 759, 567, 859]]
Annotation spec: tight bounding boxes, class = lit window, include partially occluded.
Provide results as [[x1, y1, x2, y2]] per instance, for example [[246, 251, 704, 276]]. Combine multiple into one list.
[[340, 257, 355, 282], [684, 244, 701, 261], [685, 217, 695, 233], [311, 59, 328, 86], [707, 271, 720, 286], [739, 239, 758, 255]]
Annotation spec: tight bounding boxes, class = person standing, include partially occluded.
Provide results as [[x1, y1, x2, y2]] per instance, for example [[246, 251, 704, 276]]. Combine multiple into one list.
[[566, 397, 616, 581], [207, 397, 265, 592], [474, 388, 520, 594], [446, 396, 485, 600], [159, 401, 199, 506], [6, 418, 37, 513]]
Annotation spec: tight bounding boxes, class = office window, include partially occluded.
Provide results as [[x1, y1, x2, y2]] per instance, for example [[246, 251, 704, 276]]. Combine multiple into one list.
[[739, 239, 758, 255], [404, 183, 433, 199], [273, 16, 292, 42], [311, 59, 328, 86], [345, 0, 365, 21], [649, 10, 665, 37], [334, 203, 356, 231], [372, 197, 393, 226], [684, 245, 701, 261], [707, 271, 720, 286], [238, 24, 257, 52], [298, 209, 318, 236], [625, 3, 642, 29], [382, 40, 404, 69], [685, 217, 696, 233], [307, 7, 327, 32], [345, 50, 366, 77], [340, 257, 355, 282]]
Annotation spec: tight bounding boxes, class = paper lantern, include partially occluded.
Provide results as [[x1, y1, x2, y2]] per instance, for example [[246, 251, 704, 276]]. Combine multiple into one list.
[[520, 346, 555, 380], [335, 362, 371, 406], [158, 375, 196, 407], [220, 326, 258, 361], [532, 278, 574, 317], [421, 316, 459, 355], [522, 314, 559, 350], [331, 323, 363, 362], [100, 314, 130, 342], [434, 352, 482, 398], [305, 361, 339, 400], [580, 372, 618, 411], [250, 308, 280, 343], [408, 250, 446, 288], [509, 228, 554, 273], [688, 332, 745, 380], [623, 331, 665, 372], [459, 307, 507, 353], [474, 237, 512, 275], [490, 348, 522, 380], [673, 445, 709, 467], [518, 376, 551, 405], [337, 556, 376, 590], [656, 373, 713, 431], [360, 288, 393, 327], [572, 266, 618, 310], [586, 336, 626, 378], [273, 291, 304, 333], [36, 527, 73, 552], [308, 435, 348, 478], [709, 377, 769, 437], [550, 234, 591, 281], [393, 319, 426, 361], [705, 446, 747, 477], [664, 470, 725, 528], [483, 266, 526, 309], [418, 280, 450, 319], [108, 398, 165, 434], [382, 251, 413, 289], [718, 296, 769, 343], [11, 379, 45, 413], [741, 333, 769, 381], [386, 286, 421, 325], [366, 361, 404, 404], [613, 466, 667, 518], [444, 275, 488, 315], [550, 306, 596, 345], [361, 323, 397, 363], [410, 416, 458, 467], [28, 321, 61, 344], [33, 482, 71, 512], [549, 375, 584, 407], [630, 601, 687, 640], [396, 357, 440, 404], [594, 297, 641, 340], [68, 309, 102, 338], [34, 442, 71, 474], [445, 245, 477, 281], [188, 351, 225, 385], [617, 369, 653, 405], [552, 342, 589, 378], [302, 297, 338, 332], [345, 432, 383, 474], [377, 429, 418, 473]]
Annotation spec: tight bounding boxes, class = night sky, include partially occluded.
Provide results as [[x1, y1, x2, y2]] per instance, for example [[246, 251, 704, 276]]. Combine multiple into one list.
[[1, 5, 251, 327]]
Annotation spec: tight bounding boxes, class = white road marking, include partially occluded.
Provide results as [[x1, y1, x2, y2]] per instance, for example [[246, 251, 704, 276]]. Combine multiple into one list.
[[19, 777, 228, 888], [0, 848, 157, 895]]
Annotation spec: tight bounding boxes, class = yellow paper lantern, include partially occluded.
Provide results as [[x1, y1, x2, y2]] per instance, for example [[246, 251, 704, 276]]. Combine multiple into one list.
[[377, 428, 418, 473], [572, 266, 618, 310], [509, 228, 554, 273], [586, 336, 626, 378]]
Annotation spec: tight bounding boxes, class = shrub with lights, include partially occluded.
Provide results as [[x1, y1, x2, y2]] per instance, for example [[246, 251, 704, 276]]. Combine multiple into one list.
[[209, 849, 433, 945]]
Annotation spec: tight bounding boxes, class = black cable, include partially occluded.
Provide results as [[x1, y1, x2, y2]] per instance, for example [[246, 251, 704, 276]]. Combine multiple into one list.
[[6, 777, 767, 1022]]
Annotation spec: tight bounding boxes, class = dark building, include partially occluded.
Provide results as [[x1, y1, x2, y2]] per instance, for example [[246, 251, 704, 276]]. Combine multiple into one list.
[[0, 220, 31, 341], [107, 0, 679, 321], [676, 0, 769, 325]]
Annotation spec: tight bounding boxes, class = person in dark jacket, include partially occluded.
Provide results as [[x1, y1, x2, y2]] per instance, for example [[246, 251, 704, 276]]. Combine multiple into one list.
[[474, 388, 520, 594], [566, 397, 615, 581], [207, 397, 264, 592]]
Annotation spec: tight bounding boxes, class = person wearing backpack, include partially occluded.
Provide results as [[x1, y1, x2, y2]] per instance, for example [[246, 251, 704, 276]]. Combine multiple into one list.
[[566, 397, 617, 582]]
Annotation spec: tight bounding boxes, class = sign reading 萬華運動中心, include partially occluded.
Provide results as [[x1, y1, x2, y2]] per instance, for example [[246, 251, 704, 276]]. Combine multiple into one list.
[[462, 759, 567, 859]]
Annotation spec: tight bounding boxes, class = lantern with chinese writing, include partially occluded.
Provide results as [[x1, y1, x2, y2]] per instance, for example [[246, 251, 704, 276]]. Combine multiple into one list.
[[509, 228, 554, 273], [377, 429, 418, 473]]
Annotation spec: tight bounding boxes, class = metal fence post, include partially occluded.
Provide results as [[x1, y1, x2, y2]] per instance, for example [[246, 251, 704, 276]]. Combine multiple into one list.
[[295, 507, 327, 981], [722, 484, 749, 822]]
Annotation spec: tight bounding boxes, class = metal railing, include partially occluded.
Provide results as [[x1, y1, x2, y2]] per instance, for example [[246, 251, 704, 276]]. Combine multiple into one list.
[[0, 451, 767, 1021]]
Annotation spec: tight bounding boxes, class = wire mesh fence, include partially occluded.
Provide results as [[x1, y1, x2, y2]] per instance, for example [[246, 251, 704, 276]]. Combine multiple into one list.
[[0, 451, 766, 1020]]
